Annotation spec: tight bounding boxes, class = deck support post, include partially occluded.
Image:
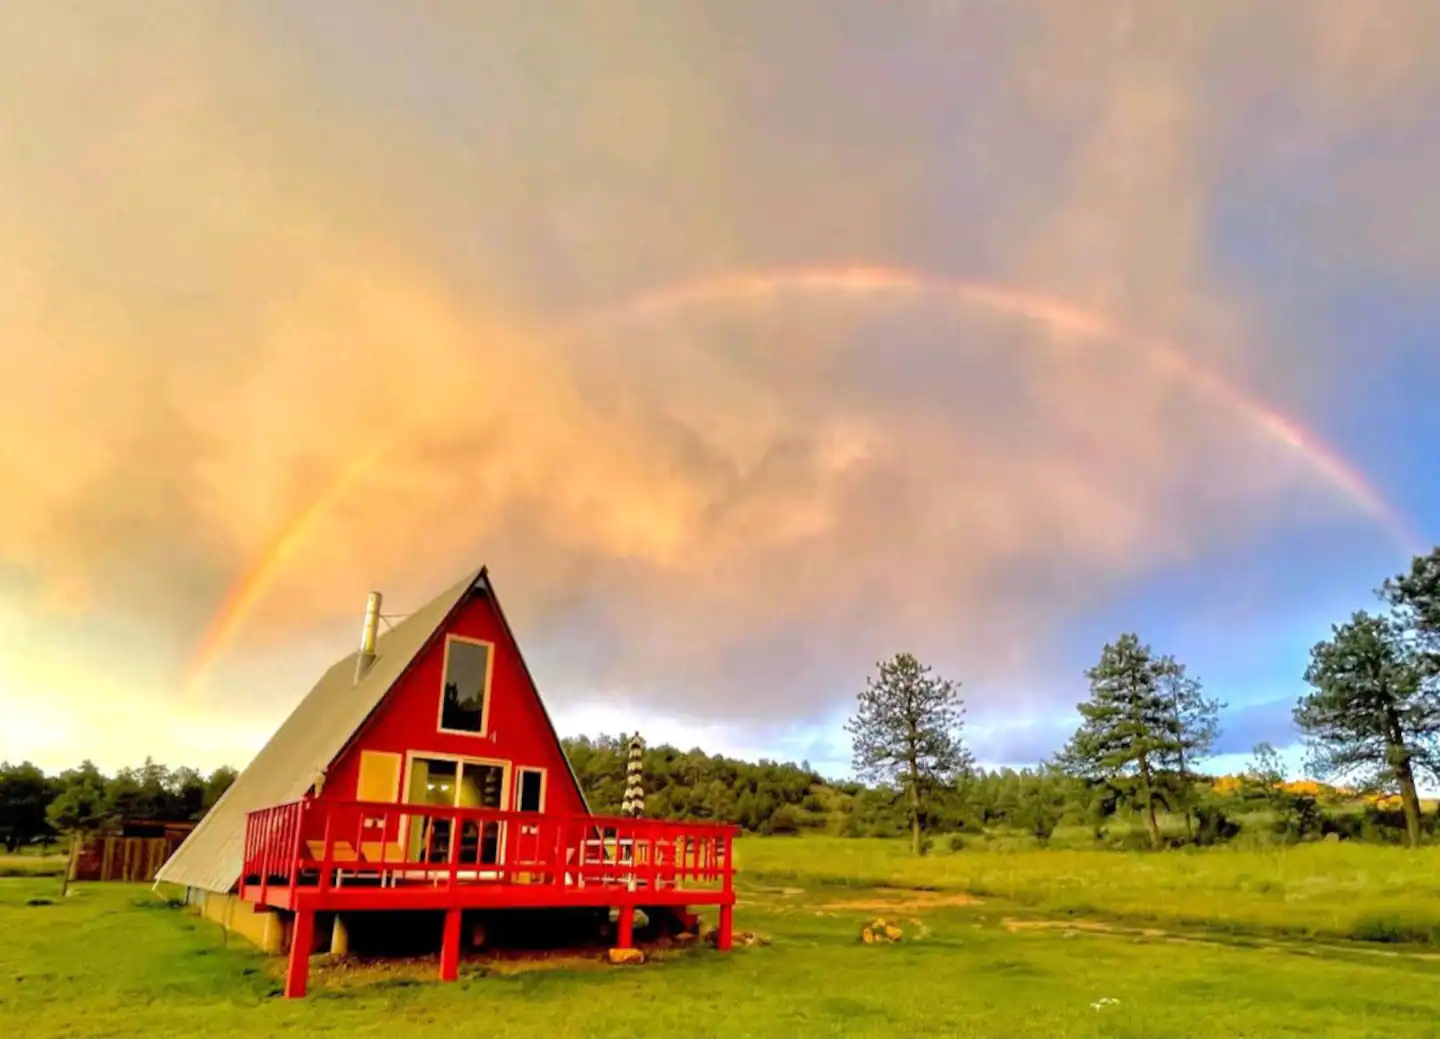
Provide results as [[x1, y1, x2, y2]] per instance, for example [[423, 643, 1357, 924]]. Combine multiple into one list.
[[330, 913, 349, 957], [616, 905, 636, 949], [284, 909, 315, 999], [439, 908, 462, 982], [717, 903, 734, 951]]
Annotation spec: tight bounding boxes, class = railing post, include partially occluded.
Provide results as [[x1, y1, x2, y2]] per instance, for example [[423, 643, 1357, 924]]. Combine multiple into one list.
[[318, 807, 335, 895], [447, 807, 458, 894], [258, 810, 271, 905], [240, 814, 251, 899], [289, 801, 307, 891]]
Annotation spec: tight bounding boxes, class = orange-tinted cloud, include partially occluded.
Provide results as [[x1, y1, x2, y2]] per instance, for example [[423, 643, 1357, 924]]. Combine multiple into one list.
[[2, 1, 1435, 771]]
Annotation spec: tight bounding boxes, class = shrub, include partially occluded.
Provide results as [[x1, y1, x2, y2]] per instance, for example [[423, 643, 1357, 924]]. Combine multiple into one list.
[[1192, 804, 1242, 846], [948, 834, 967, 853], [768, 806, 801, 836], [1350, 912, 1440, 946]]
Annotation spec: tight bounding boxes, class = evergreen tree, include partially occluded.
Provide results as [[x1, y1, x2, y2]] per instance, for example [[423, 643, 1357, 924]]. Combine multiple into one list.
[[1059, 633, 1180, 849], [845, 652, 973, 855], [1153, 654, 1223, 840], [1294, 610, 1436, 846]]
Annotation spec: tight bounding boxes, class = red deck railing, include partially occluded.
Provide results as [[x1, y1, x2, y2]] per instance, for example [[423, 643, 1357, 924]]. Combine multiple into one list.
[[239, 799, 737, 910]]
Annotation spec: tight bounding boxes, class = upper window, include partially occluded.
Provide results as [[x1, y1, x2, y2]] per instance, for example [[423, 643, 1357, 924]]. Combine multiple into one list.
[[439, 636, 493, 734]]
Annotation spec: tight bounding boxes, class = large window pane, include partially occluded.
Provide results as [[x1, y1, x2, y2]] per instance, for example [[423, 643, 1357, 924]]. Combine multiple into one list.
[[441, 639, 491, 733]]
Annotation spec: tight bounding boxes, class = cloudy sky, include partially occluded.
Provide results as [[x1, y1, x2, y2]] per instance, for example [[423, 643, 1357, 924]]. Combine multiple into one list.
[[3, 1, 1437, 780]]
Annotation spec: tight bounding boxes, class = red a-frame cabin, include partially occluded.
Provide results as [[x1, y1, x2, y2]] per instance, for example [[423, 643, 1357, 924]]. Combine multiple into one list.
[[157, 567, 737, 998]]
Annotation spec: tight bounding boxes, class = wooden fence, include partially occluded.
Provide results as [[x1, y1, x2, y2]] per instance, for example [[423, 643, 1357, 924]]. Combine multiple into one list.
[[72, 834, 187, 883]]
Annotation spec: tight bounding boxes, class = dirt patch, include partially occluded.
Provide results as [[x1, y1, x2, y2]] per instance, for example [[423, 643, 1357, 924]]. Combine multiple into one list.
[[823, 891, 983, 913], [1004, 919, 1166, 938], [304, 942, 696, 988], [1000, 918, 1440, 964]]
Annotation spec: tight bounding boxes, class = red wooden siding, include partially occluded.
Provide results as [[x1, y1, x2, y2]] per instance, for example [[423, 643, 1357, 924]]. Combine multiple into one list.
[[322, 589, 586, 816]]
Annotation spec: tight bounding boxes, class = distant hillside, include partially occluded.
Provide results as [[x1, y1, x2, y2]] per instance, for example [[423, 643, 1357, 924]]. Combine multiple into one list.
[[561, 735, 1435, 844]]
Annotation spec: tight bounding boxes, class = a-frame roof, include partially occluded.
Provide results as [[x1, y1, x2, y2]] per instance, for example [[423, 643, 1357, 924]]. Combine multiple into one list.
[[157, 567, 590, 893]]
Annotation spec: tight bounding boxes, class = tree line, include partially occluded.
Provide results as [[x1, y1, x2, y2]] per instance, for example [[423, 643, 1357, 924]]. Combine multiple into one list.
[[5, 549, 1436, 855], [850, 547, 1440, 852], [0, 758, 238, 852]]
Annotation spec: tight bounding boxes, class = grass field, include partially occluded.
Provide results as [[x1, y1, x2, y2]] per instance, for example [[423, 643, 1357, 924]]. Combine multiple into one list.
[[0, 848, 67, 879], [5, 837, 1440, 1038]]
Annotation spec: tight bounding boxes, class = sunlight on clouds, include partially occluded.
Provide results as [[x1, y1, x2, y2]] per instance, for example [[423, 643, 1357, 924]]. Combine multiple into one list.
[[1, 1, 1436, 769]]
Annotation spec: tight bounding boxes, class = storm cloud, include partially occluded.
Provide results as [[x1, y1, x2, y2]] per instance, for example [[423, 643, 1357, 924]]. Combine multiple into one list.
[[2, 1, 1436, 770]]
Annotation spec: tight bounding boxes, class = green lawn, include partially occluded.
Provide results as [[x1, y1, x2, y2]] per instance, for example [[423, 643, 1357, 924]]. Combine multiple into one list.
[[5, 838, 1440, 1038], [737, 835, 1440, 945], [0, 850, 67, 879]]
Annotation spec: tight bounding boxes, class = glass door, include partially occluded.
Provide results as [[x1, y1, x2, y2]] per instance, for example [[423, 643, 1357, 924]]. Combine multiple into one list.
[[456, 762, 505, 866], [406, 758, 457, 863], [404, 756, 507, 867]]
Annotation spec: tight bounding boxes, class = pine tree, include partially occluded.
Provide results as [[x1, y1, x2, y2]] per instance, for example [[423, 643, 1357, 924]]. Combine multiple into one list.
[[1153, 654, 1223, 841], [1059, 633, 1180, 850], [845, 653, 972, 855], [1294, 610, 1436, 846]]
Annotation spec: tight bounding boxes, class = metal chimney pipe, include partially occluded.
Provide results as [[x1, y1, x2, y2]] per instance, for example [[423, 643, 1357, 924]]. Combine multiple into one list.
[[354, 591, 382, 683]]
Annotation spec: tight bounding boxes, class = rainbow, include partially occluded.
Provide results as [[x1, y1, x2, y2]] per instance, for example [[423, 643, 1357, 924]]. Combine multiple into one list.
[[182, 264, 1422, 693], [183, 432, 400, 693]]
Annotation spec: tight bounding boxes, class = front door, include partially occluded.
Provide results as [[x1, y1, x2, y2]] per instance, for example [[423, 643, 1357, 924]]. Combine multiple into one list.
[[404, 756, 508, 867]]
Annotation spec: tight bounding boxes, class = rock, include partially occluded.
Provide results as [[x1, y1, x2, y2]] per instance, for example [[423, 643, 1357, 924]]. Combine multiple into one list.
[[607, 948, 646, 966], [861, 918, 902, 944], [607, 908, 650, 930]]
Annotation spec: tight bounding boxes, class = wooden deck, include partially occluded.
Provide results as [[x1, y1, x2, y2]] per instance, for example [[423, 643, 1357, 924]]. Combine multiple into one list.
[[239, 799, 738, 997]]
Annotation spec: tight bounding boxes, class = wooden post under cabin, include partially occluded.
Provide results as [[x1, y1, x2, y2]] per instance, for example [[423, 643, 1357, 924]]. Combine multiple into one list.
[[717, 904, 734, 951], [285, 910, 315, 999], [439, 908, 462, 982], [616, 904, 636, 949], [330, 913, 349, 957]]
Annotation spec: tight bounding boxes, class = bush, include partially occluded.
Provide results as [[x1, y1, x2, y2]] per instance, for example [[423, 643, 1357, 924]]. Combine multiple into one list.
[[1359, 805, 1437, 844], [948, 834, 967, 852], [1192, 804, 1242, 846], [1319, 811, 1365, 842], [1350, 912, 1440, 946], [768, 806, 801, 836]]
